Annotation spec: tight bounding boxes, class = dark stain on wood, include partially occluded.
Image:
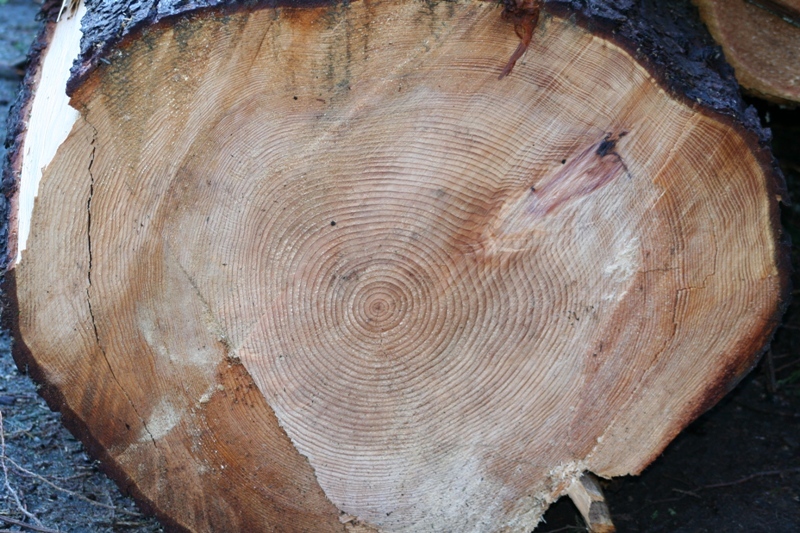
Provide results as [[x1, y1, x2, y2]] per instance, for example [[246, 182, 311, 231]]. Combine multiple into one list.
[[527, 136, 626, 218], [497, 0, 542, 78]]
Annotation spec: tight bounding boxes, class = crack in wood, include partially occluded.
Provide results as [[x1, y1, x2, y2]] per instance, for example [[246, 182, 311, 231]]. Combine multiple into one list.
[[85, 128, 98, 345], [84, 123, 158, 449]]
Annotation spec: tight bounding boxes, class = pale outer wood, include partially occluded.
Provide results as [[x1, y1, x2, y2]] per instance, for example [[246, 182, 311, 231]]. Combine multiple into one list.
[[14, 1, 84, 264], [694, 0, 800, 104], [13, 0, 784, 531]]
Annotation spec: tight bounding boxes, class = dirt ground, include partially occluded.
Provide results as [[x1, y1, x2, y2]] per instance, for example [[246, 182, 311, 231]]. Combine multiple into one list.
[[0, 1, 798, 532]]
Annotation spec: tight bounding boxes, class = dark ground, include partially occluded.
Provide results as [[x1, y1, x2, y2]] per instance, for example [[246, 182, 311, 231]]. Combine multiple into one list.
[[0, 0, 798, 531]]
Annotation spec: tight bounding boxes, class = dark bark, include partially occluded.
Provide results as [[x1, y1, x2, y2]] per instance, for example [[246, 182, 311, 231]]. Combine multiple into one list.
[[66, 0, 773, 140], [549, 1, 763, 136]]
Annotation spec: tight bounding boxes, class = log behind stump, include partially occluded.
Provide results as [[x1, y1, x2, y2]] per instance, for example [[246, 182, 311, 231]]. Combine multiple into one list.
[[693, 0, 800, 105]]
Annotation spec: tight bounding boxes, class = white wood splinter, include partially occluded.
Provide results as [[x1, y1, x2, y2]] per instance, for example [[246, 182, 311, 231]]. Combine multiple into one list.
[[566, 473, 616, 533]]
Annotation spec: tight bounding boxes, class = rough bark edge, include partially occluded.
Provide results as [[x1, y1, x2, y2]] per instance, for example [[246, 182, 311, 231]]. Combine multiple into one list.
[[63, 1, 773, 137], [66, 0, 338, 96], [0, 0, 79, 270]]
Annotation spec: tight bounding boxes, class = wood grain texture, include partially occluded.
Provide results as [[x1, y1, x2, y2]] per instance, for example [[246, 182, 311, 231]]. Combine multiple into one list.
[[694, 0, 800, 104], [4, 0, 789, 531]]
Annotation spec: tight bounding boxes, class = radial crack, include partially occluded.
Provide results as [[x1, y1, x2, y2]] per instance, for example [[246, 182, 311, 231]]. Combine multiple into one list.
[[84, 125, 158, 449]]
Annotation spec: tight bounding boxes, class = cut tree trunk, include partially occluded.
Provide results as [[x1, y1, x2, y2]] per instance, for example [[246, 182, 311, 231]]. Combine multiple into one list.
[[693, 0, 800, 105], [1, 0, 789, 532]]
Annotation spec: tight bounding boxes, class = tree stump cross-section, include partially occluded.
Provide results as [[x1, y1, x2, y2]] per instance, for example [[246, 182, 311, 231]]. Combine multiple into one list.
[[2, 0, 788, 531]]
